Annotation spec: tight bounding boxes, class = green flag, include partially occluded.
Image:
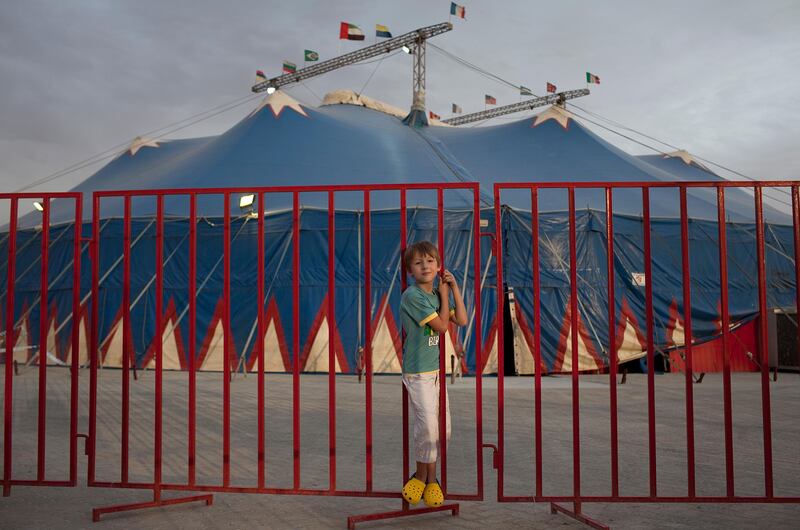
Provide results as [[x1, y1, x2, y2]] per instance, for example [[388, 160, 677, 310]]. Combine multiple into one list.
[[520, 86, 533, 96], [304, 49, 319, 62]]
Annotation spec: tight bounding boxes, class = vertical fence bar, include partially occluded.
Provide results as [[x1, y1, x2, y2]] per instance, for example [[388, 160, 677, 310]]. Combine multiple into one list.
[[679, 187, 696, 498], [606, 187, 619, 498], [223, 193, 231, 488], [37, 196, 50, 481], [327, 191, 336, 492], [364, 190, 373, 491], [716, 186, 735, 497], [568, 188, 581, 506], [531, 187, 543, 498], [3, 198, 18, 497], [472, 186, 484, 499], [642, 186, 657, 497], [292, 191, 300, 490], [754, 187, 774, 498], [400, 190, 409, 490], [188, 193, 197, 486], [794, 186, 800, 382], [89, 194, 100, 485], [154, 194, 164, 501], [437, 187, 447, 491], [121, 196, 131, 483], [257, 192, 265, 490], [69, 196, 82, 486], [493, 185, 505, 500]]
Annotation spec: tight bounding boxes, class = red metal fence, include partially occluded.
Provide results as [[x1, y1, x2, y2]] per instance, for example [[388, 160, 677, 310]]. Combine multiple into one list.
[[493, 181, 800, 529], [2, 192, 82, 495], [86, 183, 484, 524]]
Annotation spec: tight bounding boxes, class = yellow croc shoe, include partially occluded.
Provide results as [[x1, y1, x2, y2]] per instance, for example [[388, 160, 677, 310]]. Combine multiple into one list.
[[423, 480, 444, 507], [402, 474, 426, 505]]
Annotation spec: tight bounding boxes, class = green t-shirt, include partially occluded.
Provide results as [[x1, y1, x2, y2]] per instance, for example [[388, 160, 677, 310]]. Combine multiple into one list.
[[400, 284, 453, 374]]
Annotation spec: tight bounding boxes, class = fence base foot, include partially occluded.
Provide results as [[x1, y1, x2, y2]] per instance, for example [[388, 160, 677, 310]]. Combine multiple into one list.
[[347, 502, 458, 529], [550, 502, 609, 530], [92, 493, 213, 522]]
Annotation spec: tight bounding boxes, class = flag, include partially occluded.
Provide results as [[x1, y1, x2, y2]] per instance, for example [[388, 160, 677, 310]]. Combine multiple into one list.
[[546, 82, 557, 93], [520, 85, 533, 96], [450, 2, 466, 19], [304, 49, 319, 62], [340, 22, 365, 40], [375, 24, 392, 38], [282, 60, 297, 74], [255, 70, 267, 83], [586, 72, 600, 84], [452, 103, 462, 114], [485, 94, 496, 105], [429, 110, 441, 120]]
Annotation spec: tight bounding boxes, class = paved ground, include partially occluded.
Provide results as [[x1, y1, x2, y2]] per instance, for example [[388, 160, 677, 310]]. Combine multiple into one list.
[[1, 366, 799, 528]]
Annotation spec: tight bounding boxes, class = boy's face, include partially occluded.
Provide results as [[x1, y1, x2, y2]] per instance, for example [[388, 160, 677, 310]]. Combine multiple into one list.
[[408, 252, 440, 284]]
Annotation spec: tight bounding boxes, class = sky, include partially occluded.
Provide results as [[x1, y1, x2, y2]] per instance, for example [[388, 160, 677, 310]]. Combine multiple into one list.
[[1, 0, 799, 213]]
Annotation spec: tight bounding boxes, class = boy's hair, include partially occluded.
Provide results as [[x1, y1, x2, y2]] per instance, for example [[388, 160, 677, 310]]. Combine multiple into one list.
[[403, 241, 440, 270]]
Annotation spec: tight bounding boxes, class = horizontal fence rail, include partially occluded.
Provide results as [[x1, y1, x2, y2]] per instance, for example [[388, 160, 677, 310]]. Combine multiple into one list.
[[494, 181, 800, 528]]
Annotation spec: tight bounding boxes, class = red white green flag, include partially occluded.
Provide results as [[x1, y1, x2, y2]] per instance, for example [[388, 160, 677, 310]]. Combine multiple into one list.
[[283, 60, 297, 74], [340, 22, 365, 41], [586, 72, 600, 84]]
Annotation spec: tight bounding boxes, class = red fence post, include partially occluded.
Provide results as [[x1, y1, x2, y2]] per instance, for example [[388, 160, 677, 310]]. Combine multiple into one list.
[[568, 188, 581, 507], [292, 191, 300, 490], [400, 190, 410, 494], [69, 195, 82, 486], [155, 195, 164, 501], [437, 187, 447, 492], [642, 186, 657, 497], [754, 187, 774, 498], [364, 190, 373, 491], [3, 198, 18, 497], [716, 186, 735, 497], [89, 193, 100, 485], [606, 187, 619, 498], [188, 193, 197, 486], [679, 187, 696, 499], [37, 196, 50, 482], [257, 192, 266, 489], [472, 185, 484, 500], [531, 187, 543, 498], [493, 184, 505, 501], [327, 191, 336, 492], [223, 193, 232, 488], [122, 196, 131, 483]]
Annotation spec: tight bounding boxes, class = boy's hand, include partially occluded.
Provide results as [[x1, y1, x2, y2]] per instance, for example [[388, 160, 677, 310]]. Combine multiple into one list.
[[442, 269, 457, 287]]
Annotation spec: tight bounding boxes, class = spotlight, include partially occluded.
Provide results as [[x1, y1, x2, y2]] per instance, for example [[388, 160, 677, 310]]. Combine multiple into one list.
[[402, 45, 411, 54], [266, 86, 276, 94], [33, 201, 44, 212], [239, 194, 255, 210]]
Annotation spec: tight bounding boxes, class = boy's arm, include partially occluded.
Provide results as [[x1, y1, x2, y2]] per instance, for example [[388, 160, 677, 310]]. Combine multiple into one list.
[[443, 269, 468, 326], [425, 282, 451, 333]]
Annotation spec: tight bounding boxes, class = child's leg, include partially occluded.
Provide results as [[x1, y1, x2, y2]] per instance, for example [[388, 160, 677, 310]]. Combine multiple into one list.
[[415, 461, 429, 483], [426, 462, 437, 483]]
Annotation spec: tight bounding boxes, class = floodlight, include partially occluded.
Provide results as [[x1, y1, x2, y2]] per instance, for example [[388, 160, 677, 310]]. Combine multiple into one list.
[[239, 194, 255, 210], [402, 45, 411, 54], [33, 201, 44, 212], [266, 86, 276, 94]]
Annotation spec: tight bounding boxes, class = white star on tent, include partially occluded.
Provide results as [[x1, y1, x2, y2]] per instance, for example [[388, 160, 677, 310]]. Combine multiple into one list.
[[128, 136, 161, 156], [532, 105, 572, 129], [664, 149, 710, 170], [247, 90, 308, 119]]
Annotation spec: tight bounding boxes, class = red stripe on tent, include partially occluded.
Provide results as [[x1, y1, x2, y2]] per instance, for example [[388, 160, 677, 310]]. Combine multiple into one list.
[[245, 296, 292, 372], [138, 298, 187, 370], [551, 303, 605, 373], [510, 298, 547, 373], [299, 292, 349, 373]]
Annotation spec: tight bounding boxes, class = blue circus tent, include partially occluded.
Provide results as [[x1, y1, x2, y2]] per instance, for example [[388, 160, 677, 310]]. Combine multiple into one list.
[[3, 90, 795, 375]]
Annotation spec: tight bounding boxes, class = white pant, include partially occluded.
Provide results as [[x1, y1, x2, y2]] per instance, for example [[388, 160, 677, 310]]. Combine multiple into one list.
[[402, 372, 451, 464]]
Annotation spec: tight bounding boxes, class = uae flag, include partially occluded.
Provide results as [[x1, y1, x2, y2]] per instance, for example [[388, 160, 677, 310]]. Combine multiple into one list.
[[340, 22, 365, 40], [546, 82, 557, 93], [586, 72, 600, 84], [429, 110, 441, 120], [450, 2, 466, 19], [282, 60, 297, 74], [485, 94, 496, 105], [452, 103, 462, 114], [255, 70, 267, 83]]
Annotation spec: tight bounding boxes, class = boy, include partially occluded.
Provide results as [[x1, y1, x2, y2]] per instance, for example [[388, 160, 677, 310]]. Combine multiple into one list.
[[400, 241, 467, 507]]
